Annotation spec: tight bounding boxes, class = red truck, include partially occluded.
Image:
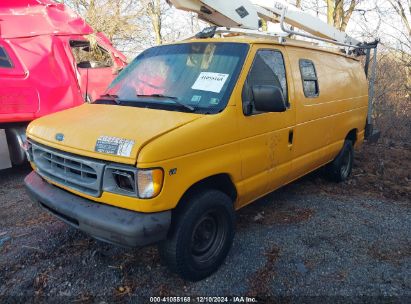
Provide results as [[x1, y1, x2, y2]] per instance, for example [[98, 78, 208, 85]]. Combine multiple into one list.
[[0, 0, 127, 170]]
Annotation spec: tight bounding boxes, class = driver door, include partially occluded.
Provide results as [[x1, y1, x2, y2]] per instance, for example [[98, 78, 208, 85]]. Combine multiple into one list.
[[237, 45, 296, 207]]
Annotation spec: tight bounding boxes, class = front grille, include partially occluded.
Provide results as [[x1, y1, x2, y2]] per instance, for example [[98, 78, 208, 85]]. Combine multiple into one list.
[[30, 142, 106, 197]]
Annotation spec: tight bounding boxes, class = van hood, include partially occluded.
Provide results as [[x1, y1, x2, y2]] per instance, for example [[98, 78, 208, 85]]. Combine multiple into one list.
[[27, 104, 202, 164]]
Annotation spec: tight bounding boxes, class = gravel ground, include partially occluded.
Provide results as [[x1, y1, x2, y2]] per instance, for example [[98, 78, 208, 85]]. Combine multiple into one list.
[[0, 143, 410, 303]]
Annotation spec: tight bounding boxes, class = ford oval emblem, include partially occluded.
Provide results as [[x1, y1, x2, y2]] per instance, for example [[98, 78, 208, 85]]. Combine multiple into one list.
[[55, 133, 64, 142]]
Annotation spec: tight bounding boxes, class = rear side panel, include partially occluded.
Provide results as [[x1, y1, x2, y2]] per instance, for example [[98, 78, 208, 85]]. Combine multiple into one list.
[[0, 35, 84, 123], [286, 46, 368, 180]]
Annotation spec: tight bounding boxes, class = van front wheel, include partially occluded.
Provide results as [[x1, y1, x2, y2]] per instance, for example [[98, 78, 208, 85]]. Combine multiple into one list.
[[326, 140, 354, 182], [158, 190, 235, 281]]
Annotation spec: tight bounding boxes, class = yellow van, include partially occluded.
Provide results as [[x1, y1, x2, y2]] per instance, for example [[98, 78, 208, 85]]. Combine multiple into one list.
[[24, 34, 369, 281]]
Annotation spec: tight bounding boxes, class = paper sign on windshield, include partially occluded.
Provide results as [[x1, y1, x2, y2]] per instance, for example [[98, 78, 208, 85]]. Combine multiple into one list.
[[192, 72, 229, 93]]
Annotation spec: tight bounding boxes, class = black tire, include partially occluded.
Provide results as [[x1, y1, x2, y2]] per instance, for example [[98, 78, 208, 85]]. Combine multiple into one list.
[[326, 140, 354, 182], [158, 189, 235, 281]]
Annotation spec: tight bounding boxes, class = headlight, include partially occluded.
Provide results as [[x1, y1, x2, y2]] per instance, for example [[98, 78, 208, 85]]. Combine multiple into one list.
[[103, 165, 138, 196], [103, 165, 163, 199], [137, 168, 164, 199], [112, 170, 136, 193]]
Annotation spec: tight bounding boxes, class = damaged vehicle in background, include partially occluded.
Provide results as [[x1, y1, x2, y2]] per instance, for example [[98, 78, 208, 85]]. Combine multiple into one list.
[[0, 0, 127, 170]]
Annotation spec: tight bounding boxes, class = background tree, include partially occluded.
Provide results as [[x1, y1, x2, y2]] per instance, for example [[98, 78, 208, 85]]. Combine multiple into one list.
[[324, 0, 361, 31], [386, 0, 411, 68], [388, 0, 411, 36], [362, 0, 411, 142], [61, 0, 199, 55], [144, 0, 165, 45], [61, 0, 144, 55]]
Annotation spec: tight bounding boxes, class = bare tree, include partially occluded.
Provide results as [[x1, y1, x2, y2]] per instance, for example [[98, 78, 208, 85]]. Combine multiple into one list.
[[145, 0, 164, 45], [62, 0, 190, 54], [324, 0, 361, 31], [388, 0, 411, 36], [359, 1, 411, 141], [376, 1, 411, 91], [61, 0, 145, 56], [391, 1, 410, 92]]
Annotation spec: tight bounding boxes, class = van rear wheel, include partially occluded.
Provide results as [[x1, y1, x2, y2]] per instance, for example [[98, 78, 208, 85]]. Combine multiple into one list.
[[326, 140, 354, 182], [158, 190, 235, 281]]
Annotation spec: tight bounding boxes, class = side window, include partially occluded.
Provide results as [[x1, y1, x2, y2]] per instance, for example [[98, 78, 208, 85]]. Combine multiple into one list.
[[243, 49, 288, 115], [299, 59, 319, 97], [70, 40, 113, 68], [0, 46, 13, 68]]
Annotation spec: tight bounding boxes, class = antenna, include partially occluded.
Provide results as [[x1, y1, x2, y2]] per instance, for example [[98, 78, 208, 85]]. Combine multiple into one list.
[[85, 67, 89, 103]]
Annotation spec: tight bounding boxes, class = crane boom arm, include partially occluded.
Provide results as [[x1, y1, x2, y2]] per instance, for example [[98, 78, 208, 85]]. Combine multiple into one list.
[[168, 0, 361, 47]]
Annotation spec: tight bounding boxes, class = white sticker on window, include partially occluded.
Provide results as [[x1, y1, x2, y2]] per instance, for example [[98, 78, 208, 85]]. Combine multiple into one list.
[[95, 136, 135, 157], [191, 72, 229, 93]]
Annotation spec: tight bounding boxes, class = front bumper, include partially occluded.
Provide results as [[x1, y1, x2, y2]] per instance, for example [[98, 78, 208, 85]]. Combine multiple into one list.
[[24, 171, 171, 247]]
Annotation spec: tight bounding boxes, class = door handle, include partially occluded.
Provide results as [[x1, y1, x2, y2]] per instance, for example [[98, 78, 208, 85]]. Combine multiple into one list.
[[288, 129, 294, 146]]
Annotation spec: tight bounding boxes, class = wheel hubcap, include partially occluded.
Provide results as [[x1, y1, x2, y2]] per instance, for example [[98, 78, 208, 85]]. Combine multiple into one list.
[[192, 215, 217, 255], [190, 209, 228, 264]]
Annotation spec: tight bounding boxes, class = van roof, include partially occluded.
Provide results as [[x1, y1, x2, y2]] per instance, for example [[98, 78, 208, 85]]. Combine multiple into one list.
[[172, 35, 360, 61]]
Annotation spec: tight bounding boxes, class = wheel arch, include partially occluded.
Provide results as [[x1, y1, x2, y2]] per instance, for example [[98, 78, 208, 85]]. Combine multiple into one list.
[[179, 173, 237, 206], [167, 173, 237, 236], [345, 128, 358, 144]]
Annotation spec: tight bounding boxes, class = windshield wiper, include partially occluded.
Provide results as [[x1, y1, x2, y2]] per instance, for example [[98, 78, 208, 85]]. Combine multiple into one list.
[[96, 93, 121, 105], [136, 94, 195, 112]]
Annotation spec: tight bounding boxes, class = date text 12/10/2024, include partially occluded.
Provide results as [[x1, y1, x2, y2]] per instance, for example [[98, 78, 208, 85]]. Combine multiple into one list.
[[149, 296, 258, 303]]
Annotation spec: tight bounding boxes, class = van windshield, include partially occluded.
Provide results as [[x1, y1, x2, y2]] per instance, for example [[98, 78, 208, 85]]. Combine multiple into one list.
[[101, 42, 249, 114]]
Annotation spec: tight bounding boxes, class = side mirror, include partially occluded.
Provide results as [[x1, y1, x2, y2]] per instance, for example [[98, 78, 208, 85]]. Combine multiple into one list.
[[252, 85, 287, 112]]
